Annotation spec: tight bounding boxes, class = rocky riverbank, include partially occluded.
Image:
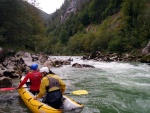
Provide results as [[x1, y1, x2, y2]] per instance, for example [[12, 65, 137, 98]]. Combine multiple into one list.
[[0, 41, 150, 88], [0, 50, 72, 88]]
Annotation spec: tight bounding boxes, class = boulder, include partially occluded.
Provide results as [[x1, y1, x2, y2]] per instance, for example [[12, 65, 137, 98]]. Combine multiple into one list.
[[3, 70, 19, 78], [39, 53, 48, 63], [140, 54, 150, 63], [0, 77, 13, 88], [89, 51, 101, 59], [72, 63, 82, 68], [72, 63, 95, 68], [44, 60, 54, 69], [142, 41, 150, 55], [0, 47, 5, 63]]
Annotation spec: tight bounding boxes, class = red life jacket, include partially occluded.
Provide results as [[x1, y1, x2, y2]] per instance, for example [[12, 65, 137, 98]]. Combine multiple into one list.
[[29, 71, 42, 91]]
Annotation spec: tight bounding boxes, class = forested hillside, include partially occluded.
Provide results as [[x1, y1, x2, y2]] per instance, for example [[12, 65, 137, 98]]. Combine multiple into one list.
[[45, 0, 150, 55], [0, 0, 46, 52], [0, 0, 150, 56]]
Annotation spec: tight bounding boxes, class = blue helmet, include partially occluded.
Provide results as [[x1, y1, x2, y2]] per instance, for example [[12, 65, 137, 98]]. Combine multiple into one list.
[[30, 63, 38, 70]]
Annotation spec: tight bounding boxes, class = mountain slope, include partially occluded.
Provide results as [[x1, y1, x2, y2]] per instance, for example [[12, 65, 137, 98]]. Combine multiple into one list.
[[42, 0, 150, 55], [0, 0, 150, 56], [0, 0, 46, 51]]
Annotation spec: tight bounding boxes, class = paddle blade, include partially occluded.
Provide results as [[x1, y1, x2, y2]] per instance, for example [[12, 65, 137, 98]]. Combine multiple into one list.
[[0, 87, 16, 91], [72, 90, 88, 95]]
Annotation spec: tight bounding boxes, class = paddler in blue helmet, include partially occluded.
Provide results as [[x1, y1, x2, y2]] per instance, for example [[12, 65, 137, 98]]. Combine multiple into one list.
[[18, 63, 42, 95]]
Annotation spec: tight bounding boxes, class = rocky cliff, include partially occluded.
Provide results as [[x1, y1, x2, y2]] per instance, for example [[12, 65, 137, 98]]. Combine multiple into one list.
[[60, 0, 90, 23]]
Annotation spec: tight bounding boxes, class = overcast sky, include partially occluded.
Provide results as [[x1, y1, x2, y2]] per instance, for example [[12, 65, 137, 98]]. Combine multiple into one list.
[[35, 0, 65, 14]]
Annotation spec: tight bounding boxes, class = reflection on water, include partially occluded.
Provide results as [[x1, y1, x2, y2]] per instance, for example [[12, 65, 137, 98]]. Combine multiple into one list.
[[0, 56, 150, 113]]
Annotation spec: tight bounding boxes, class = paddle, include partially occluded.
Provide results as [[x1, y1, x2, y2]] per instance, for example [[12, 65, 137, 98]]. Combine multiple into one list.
[[0, 87, 16, 91], [0, 87, 29, 91], [0, 87, 88, 95], [65, 90, 88, 95]]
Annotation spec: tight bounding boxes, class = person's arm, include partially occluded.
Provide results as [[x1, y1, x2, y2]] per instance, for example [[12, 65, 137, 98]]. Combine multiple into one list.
[[18, 74, 30, 88], [36, 77, 48, 98], [58, 76, 66, 93]]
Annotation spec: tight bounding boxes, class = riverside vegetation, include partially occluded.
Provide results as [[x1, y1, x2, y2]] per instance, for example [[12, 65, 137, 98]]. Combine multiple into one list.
[[0, 0, 150, 57]]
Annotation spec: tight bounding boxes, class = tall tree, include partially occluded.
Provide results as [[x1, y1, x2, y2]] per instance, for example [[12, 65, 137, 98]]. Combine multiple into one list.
[[0, 0, 45, 51]]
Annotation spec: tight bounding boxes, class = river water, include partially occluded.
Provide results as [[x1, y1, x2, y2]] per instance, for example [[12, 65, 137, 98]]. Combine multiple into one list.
[[0, 56, 150, 113]]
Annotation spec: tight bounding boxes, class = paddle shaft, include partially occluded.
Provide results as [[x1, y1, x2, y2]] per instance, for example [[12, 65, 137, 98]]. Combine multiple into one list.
[[0, 87, 88, 95], [0, 87, 29, 91]]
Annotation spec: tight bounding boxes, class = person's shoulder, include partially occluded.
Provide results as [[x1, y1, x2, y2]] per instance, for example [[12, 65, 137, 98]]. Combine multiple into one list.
[[28, 72, 32, 74], [26, 72, 32, 76], [42, 76, 48, 80], [37, 71, 42, 74], [52, 74, 60, 79], [48, 74, 58, 77]]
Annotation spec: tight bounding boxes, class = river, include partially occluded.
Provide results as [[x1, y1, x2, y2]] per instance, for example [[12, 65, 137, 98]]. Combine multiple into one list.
[[0, 56, 150, 113]]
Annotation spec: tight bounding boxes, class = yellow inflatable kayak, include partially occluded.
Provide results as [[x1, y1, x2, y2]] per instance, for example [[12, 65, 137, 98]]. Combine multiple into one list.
[[18, 77, 85, 113]]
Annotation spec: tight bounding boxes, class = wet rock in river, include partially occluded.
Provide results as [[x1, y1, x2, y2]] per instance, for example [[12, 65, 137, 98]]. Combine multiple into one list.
[[0, 77, 13, 88]]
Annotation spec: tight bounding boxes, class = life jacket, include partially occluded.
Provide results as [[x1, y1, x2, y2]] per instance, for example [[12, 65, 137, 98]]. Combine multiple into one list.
[[28, 71, 42, 91], [46, 75, 60, 92]]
